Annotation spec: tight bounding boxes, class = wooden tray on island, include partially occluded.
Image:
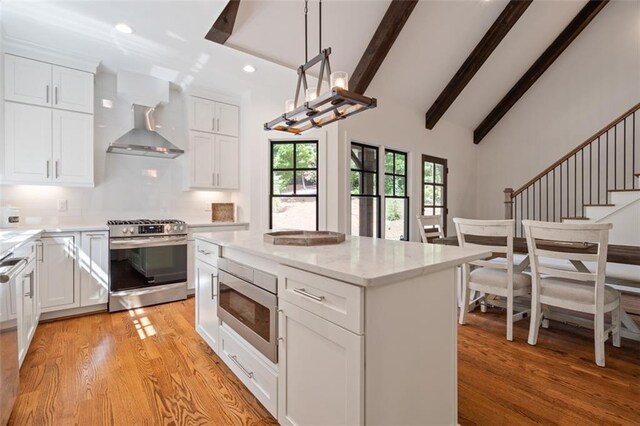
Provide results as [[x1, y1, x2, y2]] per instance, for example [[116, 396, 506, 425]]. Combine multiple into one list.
[[264, 231, 346, 246]]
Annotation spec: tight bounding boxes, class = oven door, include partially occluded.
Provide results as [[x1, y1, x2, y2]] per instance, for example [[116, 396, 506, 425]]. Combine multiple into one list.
[[218, 270, 278, 363], [110, 236, 187, 292]]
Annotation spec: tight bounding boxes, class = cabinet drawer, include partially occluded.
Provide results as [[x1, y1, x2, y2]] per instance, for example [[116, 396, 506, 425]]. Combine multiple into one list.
[[219, 326, 277, 417], [278, 265, 363, 334], [195, 239, 220, 266]]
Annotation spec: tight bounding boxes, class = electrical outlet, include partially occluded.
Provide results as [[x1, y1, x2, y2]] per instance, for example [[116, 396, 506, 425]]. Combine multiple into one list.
[[57, 199, 68, 212]]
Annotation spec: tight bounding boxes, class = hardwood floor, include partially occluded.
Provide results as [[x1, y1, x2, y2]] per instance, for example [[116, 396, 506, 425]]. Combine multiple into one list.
[[10, 299, 277, 425], [458, 307, 640, 425], [11, 299, 640, 425]]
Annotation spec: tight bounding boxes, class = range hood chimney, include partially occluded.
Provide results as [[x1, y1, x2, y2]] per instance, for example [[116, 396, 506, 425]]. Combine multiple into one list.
[[107, 71, 184, 159], [107, 105, 184, 158]]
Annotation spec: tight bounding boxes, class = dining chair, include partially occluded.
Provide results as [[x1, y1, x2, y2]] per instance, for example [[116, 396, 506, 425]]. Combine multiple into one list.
[[454, 218, 531, 341], [522, 220, 621, 367], [416, 214, 445, 243]]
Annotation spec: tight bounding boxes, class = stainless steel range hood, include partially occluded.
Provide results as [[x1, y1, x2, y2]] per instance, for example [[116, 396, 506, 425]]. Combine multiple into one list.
[[107, 105, 184, 159]]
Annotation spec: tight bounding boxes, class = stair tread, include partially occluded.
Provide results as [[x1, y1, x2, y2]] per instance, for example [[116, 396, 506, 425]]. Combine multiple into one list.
[[583, 204, 615, 207], [561, 216, 590, 220], [608, 189, 640, 192]]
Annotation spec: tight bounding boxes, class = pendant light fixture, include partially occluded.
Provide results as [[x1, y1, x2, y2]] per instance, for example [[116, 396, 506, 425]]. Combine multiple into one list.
[[264, 0, 377, 134]]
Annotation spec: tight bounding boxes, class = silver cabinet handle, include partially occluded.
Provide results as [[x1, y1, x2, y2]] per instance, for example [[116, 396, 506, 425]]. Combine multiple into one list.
[[293, 288, 325, 302], [46, 160, 50, 178], [55, 160, 59, 178], [217, 118, 220, 131], [197, 248, 211, 255], [211, 274, 216, 300], [228, 354, 254, 379], [212, 117, 215, 131], [46, 85, 50, 103], [23, 276, 31, 297], [212, 172, 215, 186], [55, 86, 58, 104]]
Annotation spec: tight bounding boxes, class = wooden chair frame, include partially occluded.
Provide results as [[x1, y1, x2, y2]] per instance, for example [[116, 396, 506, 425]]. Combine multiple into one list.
[[523, 220, 621, 367], [416, 214, 445, 243], [454, 218, 530, 341]]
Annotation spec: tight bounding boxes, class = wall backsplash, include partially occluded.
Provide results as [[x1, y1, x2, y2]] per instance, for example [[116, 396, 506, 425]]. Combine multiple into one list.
[[0, 71, 238, 226]]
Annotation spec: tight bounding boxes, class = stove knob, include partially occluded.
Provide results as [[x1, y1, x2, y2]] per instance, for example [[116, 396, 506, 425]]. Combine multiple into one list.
[[179, 225, 184, 231], [173, 225, 178, 231], [129, 227, 135, 233], [123, 228, 129, 234]]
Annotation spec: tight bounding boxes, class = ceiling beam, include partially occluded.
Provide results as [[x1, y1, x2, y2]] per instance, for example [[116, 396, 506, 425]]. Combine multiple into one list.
[[205, 0, 241, 45], [350, 0, 419, 95], [473, 0, 609, 144], [424, 0, 532, 130]]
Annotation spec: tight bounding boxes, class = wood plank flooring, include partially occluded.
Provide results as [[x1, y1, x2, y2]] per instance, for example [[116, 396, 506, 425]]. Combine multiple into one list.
[[10, 298, 640, 425], [10, 299, 277, 425]]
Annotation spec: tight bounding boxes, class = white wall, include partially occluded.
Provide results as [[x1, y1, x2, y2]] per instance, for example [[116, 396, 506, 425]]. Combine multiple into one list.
[[475, 1, 640, 219], [337, 93, 478, 240]]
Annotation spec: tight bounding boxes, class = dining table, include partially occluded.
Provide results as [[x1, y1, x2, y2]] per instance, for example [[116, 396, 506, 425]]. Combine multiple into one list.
[[433, 235, 640, 341]]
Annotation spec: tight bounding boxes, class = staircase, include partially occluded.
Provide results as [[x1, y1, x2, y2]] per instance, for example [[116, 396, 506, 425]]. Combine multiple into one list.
[[504, 102, 640, 240]]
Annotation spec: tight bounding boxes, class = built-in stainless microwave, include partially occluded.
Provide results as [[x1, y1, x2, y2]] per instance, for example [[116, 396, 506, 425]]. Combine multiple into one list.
[[217, 258, 278, 363]]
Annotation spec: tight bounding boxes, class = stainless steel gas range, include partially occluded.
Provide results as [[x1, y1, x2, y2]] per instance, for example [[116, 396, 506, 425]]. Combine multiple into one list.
[[107, 219, 188, 312]]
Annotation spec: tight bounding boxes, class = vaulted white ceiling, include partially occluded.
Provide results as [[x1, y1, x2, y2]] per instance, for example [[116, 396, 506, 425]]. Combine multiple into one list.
[[1, 0, 593, 130], [0, 0, 297, 95]]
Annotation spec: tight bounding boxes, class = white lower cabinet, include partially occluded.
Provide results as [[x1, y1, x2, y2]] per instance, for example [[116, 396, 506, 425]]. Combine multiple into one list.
[[17, 257, 38, 365], [39, 234, 78, 311], [39, 231, 109, 315], [195, 259, 219, 351], [79, 231, 109, 306], [219, 325, 278, 417], [277, 299, 364, 426]]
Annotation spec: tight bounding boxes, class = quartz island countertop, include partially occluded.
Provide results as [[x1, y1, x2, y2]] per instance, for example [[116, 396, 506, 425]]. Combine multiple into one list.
[[194, 230, 490, 287], [0, 229, 43, 260]]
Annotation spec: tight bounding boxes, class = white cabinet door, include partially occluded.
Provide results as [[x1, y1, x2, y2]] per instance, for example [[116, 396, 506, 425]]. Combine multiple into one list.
[[215, 135, 239, 189], [79, 232, 109, 307], [52, 65, 94, 113], [190, 131, 215, 188], [18, 262, 36, 365], [4, 54, 52, 107], [40, 235, 78, 311], [195, 259, 219, 351], [4, 102, 52, 183], [278, 299, 364, 426], [52, 110, 94, 185], [215, 102, 239, 137], [189, 97, 216, 132]]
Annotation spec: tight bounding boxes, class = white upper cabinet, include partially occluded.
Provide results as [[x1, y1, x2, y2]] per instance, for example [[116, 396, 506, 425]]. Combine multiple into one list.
[[188, 131, 239, 190], [216, 135, 239, 189], [188, 96, 239, 137], [5, 54, 93, 113], [52, 66, 94, 113], [52, 110, 94, 185], [215, 102, 239, 137], [4, 102, 52, 183], [189, 97, 217, 133], [190, 131, 216, 188], [5, 54, 52, 107], [3, 54, 95, 187]]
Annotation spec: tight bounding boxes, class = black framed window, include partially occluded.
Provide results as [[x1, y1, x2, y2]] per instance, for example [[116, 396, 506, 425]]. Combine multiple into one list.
[[422, 154, 448, 234], [384, 150, 409, 240], [270, 141, 318, 231], [350, 142, 380, 238]]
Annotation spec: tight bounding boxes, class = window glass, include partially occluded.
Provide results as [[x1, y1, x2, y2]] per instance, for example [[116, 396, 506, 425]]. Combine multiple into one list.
[[271, 141, 318, 230]]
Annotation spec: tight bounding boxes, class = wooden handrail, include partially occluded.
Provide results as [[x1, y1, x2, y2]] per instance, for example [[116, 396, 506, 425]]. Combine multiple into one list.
[[511, 102, 640, 198]]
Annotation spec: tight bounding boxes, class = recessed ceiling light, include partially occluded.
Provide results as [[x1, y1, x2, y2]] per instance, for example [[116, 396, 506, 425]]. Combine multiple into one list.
[[114, 23, 134, 34], [243, 65, 256, 73]]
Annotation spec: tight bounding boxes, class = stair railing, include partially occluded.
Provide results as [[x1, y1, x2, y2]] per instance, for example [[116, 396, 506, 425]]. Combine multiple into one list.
[[504, 102, 640, 237]]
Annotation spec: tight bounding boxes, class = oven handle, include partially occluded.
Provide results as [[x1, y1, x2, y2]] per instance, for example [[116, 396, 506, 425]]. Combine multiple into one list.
[[110, 236, 187, 249]]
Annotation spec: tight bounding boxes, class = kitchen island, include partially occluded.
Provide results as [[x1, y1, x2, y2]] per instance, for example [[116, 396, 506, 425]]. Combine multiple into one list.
[[193, 230, 490, 425]]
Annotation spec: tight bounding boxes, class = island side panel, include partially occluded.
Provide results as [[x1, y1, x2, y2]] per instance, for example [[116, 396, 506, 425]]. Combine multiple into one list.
[[365, 267, 457, 425]]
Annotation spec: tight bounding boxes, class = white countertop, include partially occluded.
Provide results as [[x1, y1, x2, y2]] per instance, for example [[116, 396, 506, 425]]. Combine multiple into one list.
[[187, 222, 249, 229], [0, 229, 43, 259], [1, 224, 108, 232], [194, 231, 491, 287]]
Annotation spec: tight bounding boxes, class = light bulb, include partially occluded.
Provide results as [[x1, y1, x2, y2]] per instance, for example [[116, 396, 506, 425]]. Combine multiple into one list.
[[305, 88, 318, 103], [285, 99, 295, 113], [330, 71, 349, 90]]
